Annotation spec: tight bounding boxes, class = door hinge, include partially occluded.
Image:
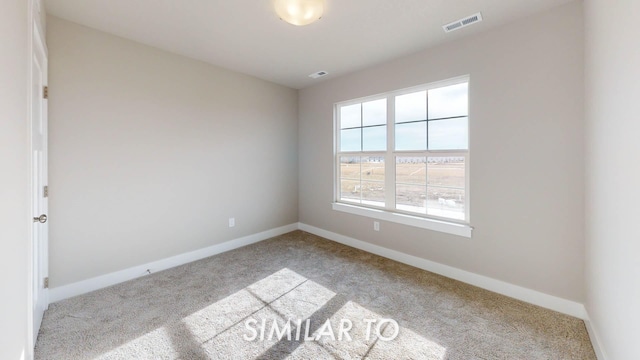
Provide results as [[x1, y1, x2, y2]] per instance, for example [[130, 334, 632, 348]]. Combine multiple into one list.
[[44, 277, 49, 289], [43, 185, 48, 198], [43, 86, 48, 99]]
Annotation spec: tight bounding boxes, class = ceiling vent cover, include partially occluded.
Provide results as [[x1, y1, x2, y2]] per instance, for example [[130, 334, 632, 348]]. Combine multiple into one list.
[[443, 12, 483, 33], [309, 71, 329, 79]]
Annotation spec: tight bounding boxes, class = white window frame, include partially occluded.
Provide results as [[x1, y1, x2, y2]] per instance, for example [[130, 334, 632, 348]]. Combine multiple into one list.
[[333, 76, 473, 238]]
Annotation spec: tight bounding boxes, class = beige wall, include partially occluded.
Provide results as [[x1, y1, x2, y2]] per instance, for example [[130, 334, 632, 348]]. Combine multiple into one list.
[[0, 0, 30, 358], [585, 0, 640, 358], [47, 17, 298, 287], [299, 2, 585, 301]]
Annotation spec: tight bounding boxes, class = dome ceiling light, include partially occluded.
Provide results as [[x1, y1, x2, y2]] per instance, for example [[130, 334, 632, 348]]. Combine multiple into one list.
[[274, 0, 325, 26]]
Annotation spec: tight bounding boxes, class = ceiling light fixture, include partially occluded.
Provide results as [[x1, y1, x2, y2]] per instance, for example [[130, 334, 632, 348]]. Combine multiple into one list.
[[274, 0, 325, 26]]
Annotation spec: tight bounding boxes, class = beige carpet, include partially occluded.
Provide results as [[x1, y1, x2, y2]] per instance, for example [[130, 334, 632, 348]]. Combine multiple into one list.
[[35, 230, 596, 359]]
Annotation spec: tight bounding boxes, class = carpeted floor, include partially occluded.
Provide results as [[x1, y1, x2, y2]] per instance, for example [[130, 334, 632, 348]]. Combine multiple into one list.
[[35, 230, 596, 359]]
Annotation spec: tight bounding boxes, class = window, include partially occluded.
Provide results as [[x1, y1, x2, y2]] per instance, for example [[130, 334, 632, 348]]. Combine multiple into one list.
[[334, 77, 470, 236]]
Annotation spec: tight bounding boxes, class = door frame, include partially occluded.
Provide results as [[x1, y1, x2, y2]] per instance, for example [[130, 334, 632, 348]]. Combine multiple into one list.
[[27, 0, 48, 352]]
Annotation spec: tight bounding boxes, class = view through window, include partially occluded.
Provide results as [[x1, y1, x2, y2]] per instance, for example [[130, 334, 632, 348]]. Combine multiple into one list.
[[336, 78, 469, 222]]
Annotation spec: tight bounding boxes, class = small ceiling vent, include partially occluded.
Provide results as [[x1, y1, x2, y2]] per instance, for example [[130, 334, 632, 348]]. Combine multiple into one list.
[[443, 12, 483, 33], [309, 71, 328, 79]]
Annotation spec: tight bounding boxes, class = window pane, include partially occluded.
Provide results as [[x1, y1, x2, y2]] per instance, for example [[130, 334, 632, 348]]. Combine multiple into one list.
[[340, 156, 360, 180], [427, 187, 465, 220], [340, 156, 361, 203], [427, 157, 465, 188], [395, 121, 427, 151], [362, 156, 385, 181], [340, 104, 361, 129], [362, 181, 385, 207], [396, 157, 426, 185], [363, 99, 386, 126], [340, 128, 361, 152], [362, 125, 386, 151], [396, 184, 426, 214], [340, 179, 361, 202], [428, 117, 468, 150], [428, 83, 468, 119], [395, 91, 426, 123]]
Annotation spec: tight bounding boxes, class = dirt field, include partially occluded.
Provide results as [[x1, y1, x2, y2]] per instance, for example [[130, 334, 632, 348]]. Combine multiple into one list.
[[339, 157, 465, 218]]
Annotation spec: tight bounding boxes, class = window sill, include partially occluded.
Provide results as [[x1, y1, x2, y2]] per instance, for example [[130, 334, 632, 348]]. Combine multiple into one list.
[[332, 202, 473, 238]]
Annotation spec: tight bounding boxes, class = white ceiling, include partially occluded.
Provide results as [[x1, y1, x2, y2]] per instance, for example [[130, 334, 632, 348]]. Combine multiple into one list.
[[45, 0, 574, 89]]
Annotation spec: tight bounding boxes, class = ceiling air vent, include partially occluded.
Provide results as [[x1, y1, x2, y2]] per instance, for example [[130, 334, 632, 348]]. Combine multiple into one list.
[[309, 71, 328, 79], [443, 12, 483, 33]]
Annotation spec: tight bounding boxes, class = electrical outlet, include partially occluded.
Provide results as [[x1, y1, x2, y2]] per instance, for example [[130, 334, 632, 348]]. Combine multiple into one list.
[[229, 217, 235, 227], [373, 221, 380, 231]]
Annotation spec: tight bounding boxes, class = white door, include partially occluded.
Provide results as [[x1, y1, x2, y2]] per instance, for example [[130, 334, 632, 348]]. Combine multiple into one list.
[[31, 23, 49, 343]]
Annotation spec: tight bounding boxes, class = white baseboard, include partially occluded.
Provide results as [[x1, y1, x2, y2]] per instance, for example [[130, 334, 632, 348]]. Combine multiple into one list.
[[298, 223, 587, 320], [583, 313, 608, 360], [49, 223, 299, 303]]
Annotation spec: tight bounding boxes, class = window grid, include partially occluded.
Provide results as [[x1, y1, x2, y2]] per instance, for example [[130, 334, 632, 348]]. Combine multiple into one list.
[[336, 77, 469, 224]]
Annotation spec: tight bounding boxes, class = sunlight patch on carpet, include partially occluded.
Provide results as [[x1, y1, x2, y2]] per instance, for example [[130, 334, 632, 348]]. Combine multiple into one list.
[[91, 267, 446, 359]]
